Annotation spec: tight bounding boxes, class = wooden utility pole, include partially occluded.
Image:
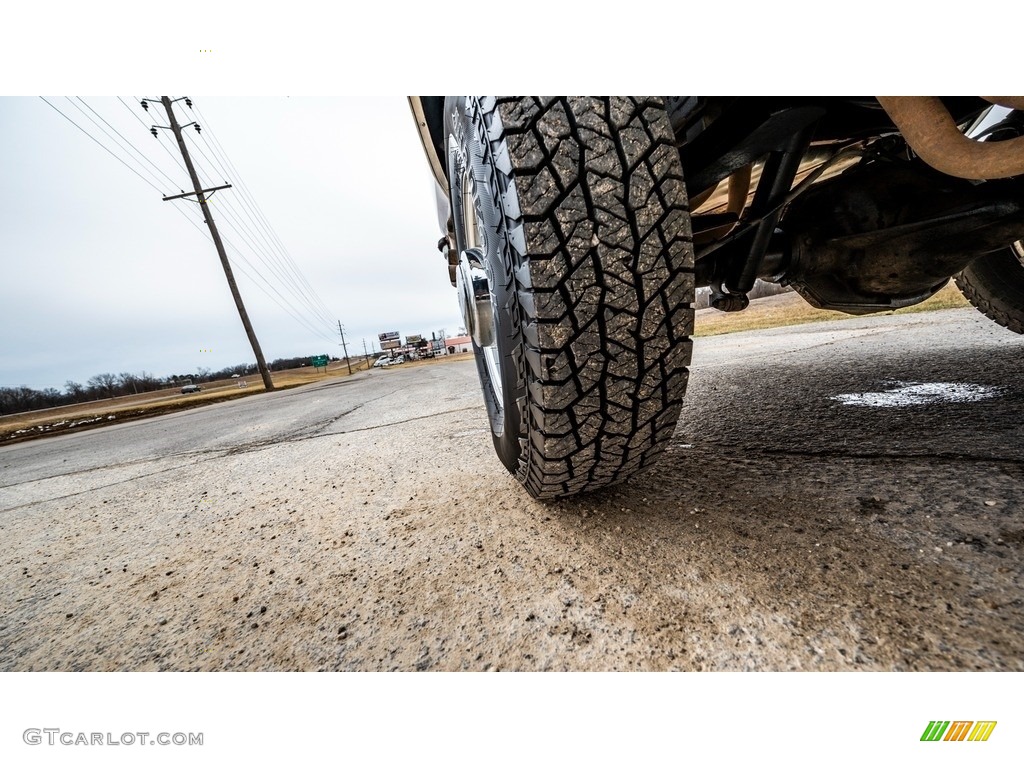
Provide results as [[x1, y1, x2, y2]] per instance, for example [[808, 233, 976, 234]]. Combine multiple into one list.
[[338, 321, 352, 374], [158, 96, 275, 391]]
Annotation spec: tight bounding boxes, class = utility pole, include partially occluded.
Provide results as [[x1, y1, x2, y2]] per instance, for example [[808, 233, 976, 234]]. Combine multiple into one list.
[[338, 321, 352, 374], [362, 338, 369, 366], [155, 96, 274, 392]]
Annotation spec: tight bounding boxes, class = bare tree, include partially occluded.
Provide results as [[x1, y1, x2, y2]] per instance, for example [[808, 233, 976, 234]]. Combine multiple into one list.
[[0, 387, 41, 414], [137, 371, 160, 392], [0, 387, 20, 415], [65, 380, 86, 402], [87, 373, 118, 399], [118, 372, 140, 395], [39, 388, 62, 406]]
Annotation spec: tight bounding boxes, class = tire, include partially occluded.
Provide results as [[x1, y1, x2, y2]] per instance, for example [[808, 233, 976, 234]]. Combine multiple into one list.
[[445, 97, 695, 499], [955, 242, 1024, 334]]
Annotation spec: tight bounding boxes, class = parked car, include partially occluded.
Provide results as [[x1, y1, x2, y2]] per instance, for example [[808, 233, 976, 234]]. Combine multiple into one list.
[[180, 384, 201, 394], [410, 96, 1024, 499]]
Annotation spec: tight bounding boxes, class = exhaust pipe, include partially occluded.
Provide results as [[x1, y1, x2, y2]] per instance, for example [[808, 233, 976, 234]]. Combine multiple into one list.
[[877, 96, 1024, 180]]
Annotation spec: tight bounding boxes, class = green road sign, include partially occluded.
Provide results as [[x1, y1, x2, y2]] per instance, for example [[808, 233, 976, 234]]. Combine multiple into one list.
[[311, 355, 329, 368]]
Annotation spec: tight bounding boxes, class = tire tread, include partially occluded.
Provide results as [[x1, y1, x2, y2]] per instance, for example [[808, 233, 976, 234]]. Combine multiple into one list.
[[484, 97, 695, 498], [955, 247, 1024, 335]]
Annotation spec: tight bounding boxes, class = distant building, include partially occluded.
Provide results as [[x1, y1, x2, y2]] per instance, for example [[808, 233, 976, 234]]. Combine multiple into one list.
[[445, 335, 472, 354]]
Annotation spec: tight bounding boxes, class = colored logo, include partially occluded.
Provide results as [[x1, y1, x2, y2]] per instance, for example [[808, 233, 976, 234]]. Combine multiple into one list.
[[921, 721, 997, 742]]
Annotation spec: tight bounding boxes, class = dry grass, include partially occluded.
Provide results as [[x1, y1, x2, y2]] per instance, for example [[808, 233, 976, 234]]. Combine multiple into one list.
[[693, 282, 970, 337], [1, 359, 369, 444], [2, 286, 970, 445], [0, 354, 473, 445]]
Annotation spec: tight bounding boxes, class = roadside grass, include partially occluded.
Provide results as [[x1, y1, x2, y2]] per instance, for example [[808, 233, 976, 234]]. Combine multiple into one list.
[[0, 353, 471, 445], [1, 360, 369, 445], [2, 286, 971, 445], [693, 281, 971, 337]]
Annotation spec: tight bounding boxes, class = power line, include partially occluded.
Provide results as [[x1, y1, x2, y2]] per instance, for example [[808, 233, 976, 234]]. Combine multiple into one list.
[[157, 95, 275, 391], [211, 222, 339, 342], [75, 98, 180, 189], [171, 205, 339, 346], [128, 96, 337, 340], [39, 97, 166, 196], [175, 151, 339, 336], [63, 98, 173, 194], [180, 134, 331, 311], [42, 94, 338, 353], [180, 110, 338, 332], [121, 96, 188, 176], [190, 101, 338, 325], [183, 129, 228, 184], [182, 182, 338, 334], [184, 124, 337, 326], [167, 102, 334, 328]]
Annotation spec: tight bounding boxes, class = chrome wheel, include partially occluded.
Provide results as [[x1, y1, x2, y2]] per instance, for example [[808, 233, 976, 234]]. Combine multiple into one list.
[[455, 166, 502, 406], [449, 142, 506, 433]]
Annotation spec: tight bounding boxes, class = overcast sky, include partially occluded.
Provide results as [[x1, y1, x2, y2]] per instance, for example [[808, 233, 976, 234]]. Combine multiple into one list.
[[1, 5, 1009, 394], [0, 96, 462, 390]]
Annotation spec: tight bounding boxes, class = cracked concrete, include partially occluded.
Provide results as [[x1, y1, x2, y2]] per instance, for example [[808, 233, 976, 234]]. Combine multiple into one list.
[[1, 309, 1023, 670]]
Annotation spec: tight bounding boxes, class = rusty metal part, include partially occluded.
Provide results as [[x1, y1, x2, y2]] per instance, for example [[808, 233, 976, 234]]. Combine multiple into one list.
[[877, 96, 1024, 180], [683, 104, 825, 194], [983, 97, 1024, 111], [695, 145, 857, 216], [780, 160, 1024, 314], [693, 168, 752, 244], [689, 180, 720, 211], [727, 165, 751, 216], [709, 287, 749, 312]]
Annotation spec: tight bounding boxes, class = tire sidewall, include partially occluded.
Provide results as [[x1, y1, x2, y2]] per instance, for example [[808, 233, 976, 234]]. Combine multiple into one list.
[[956, 244, 1024, 334], [445, 97, 526, 474]]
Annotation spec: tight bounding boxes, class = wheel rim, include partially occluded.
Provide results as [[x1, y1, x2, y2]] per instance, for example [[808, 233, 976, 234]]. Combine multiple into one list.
[[454, 165, 504, 411]]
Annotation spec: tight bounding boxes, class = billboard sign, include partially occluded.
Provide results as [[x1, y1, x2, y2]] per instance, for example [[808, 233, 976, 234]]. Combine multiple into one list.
[[379, 331, 400, 342], [380, 339, 401, 350], [406, 334, 423, 344]]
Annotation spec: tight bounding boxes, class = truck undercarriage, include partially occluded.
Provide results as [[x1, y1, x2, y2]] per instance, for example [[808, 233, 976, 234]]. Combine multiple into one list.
[[411, 96, 1024, 498]]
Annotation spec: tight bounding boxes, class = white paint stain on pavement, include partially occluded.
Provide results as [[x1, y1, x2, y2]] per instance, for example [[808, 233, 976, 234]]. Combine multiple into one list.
[[831, 382, 1002, 408]]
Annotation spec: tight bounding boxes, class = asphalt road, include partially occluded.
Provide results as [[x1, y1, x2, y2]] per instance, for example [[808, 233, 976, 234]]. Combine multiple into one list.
[[2, 307, 1023, 670]]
